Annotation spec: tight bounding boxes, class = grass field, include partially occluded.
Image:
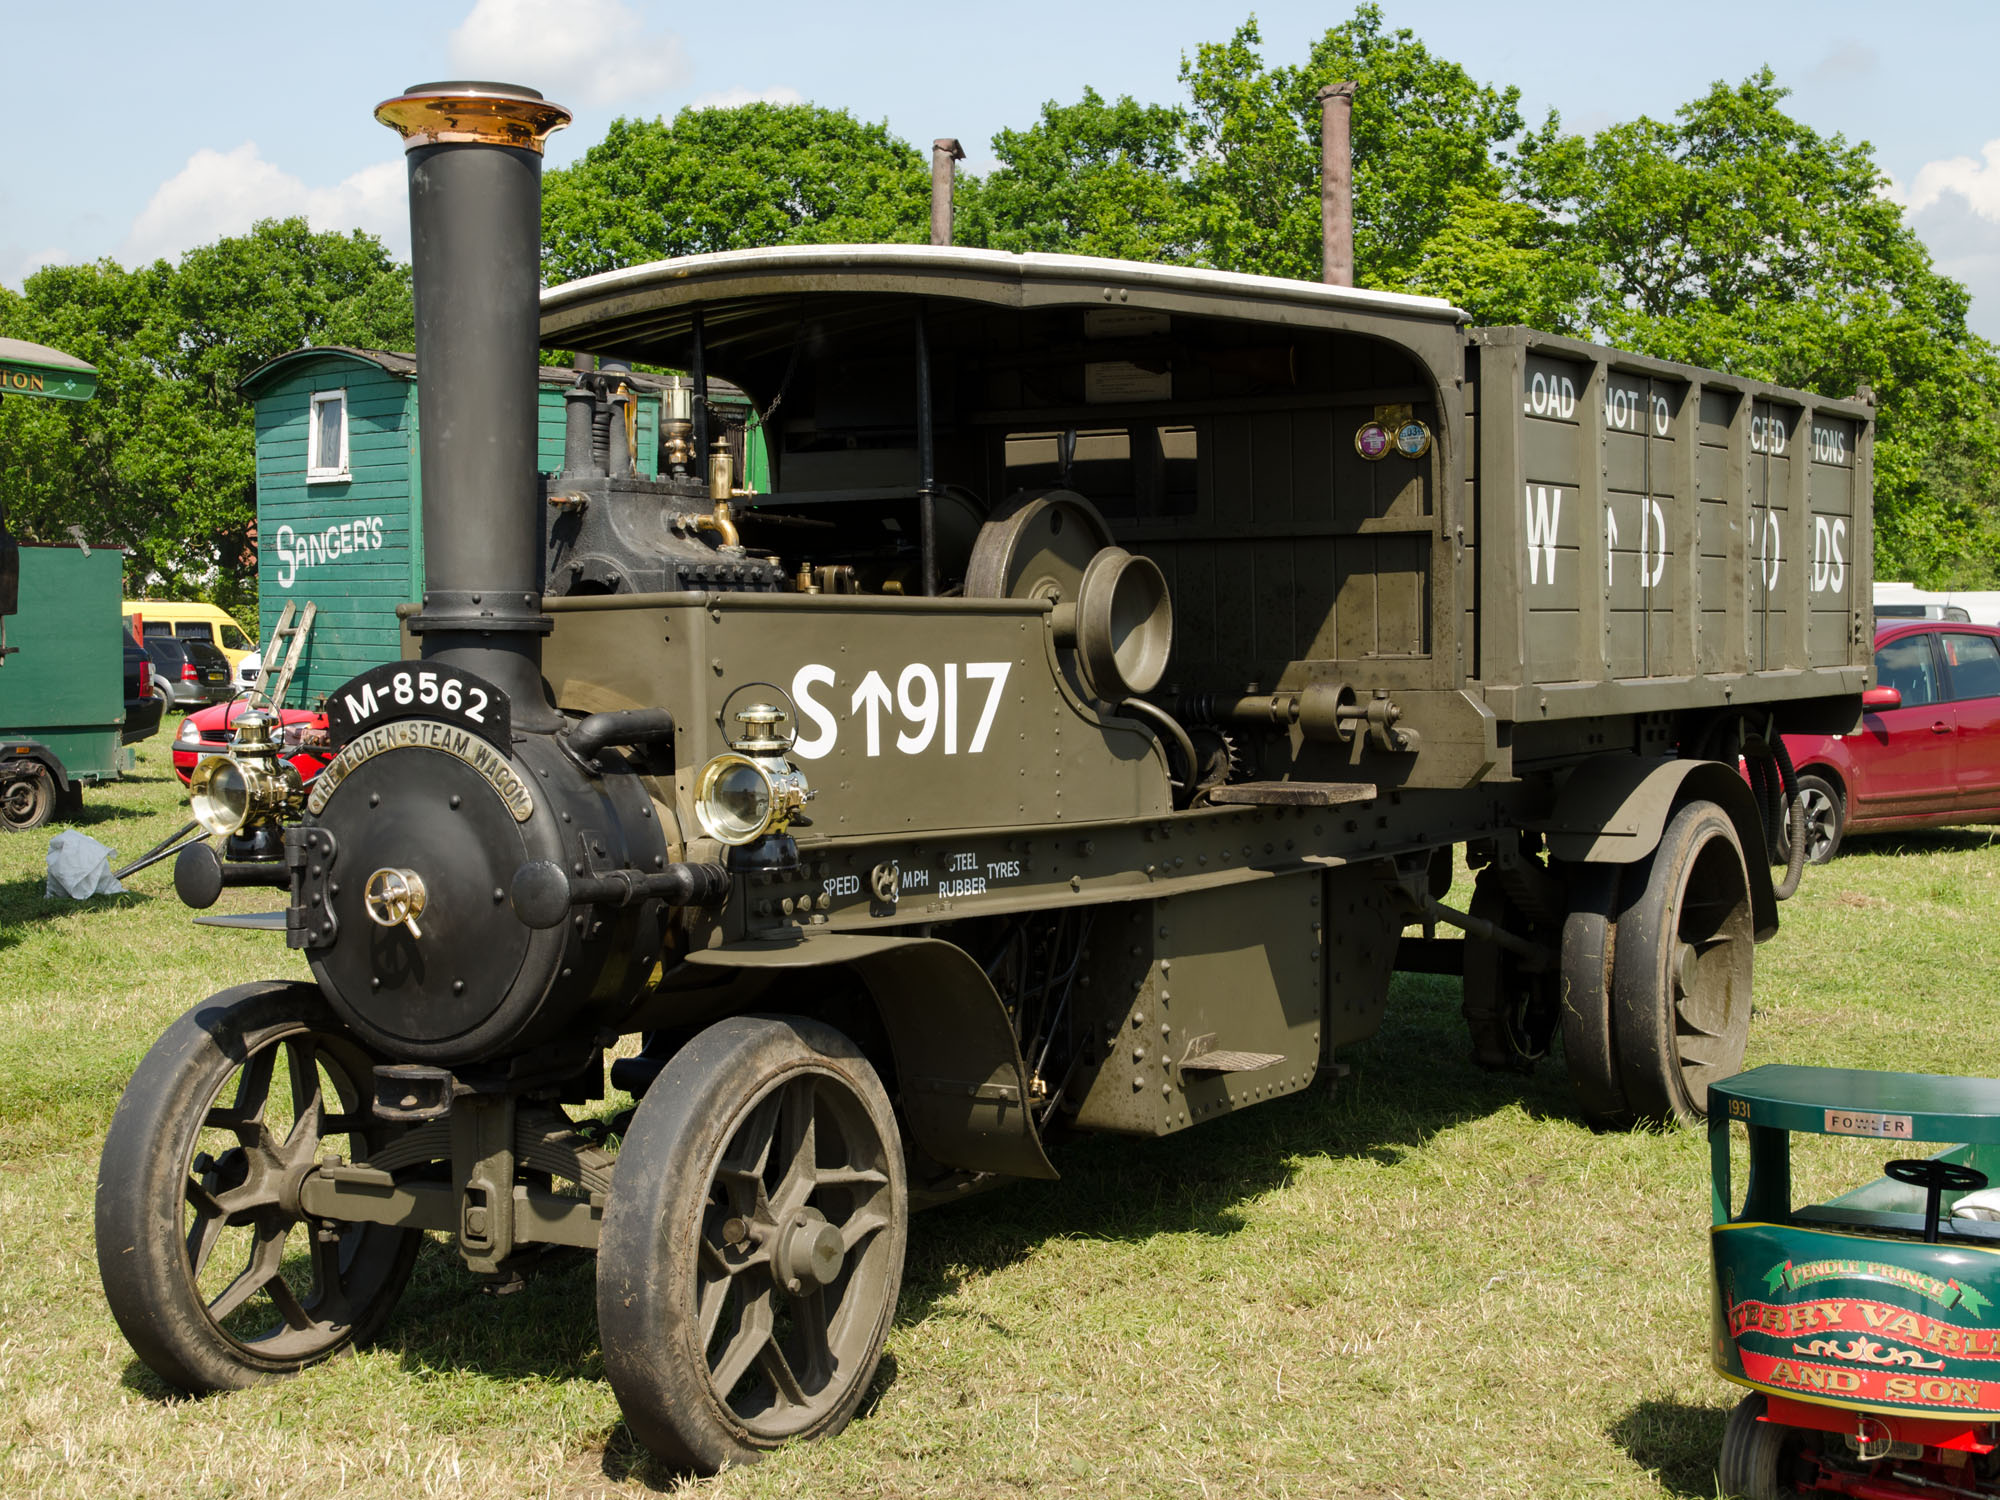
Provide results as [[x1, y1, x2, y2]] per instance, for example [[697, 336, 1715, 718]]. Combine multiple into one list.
[[3, 727, 1997, 1498]]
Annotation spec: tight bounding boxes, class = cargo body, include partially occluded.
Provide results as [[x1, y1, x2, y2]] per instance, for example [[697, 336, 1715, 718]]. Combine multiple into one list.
[[1468, 328, 1871, 725]]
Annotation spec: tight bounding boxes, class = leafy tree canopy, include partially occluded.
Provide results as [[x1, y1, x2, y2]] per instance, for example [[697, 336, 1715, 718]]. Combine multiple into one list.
[[541, 103, 930, 283], [3, 12, 1995, 589], [1178, 9, 1534, 298], [962, 88, 1192, 261], [0, 219, 411, 608]]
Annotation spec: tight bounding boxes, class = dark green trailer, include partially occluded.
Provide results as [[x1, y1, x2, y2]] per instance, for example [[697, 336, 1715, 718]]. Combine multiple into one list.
[[0, 338, 126, 831]]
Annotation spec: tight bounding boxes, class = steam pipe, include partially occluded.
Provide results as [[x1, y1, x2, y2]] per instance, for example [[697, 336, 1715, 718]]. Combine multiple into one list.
[[561, 352, 599, 480], [930, 138, 964, 247], [376, 81, 572, 732], [1318, 81, 1355, 288]]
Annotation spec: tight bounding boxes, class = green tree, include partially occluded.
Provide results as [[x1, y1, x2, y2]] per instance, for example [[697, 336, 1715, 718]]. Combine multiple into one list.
[[0, 219, 412, 606], [962, 88, 1193, 261], [1516, 70, 2000, 583], [1176, 9, 1552, 308], [541, 104, 930, 283]]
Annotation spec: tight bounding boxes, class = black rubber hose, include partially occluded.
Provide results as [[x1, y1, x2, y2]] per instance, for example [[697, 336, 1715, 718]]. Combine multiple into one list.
[[1772, 737, 1807, 901]]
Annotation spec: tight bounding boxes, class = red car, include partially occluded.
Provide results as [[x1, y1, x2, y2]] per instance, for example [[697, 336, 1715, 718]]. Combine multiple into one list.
[[1782, 620, 2000, 861], [170, 700, 332, 785]]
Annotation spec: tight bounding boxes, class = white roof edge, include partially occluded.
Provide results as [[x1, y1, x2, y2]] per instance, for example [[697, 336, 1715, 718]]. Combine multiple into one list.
[[540, 243, 1466, 325]]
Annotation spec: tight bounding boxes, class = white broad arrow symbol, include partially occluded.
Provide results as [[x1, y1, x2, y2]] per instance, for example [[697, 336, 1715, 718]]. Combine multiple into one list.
[[851, 670, 893, 757]]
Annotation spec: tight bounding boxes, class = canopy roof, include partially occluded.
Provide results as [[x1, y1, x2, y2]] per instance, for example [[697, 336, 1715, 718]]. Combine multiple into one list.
[[0, 337, 97, 402], [539, 244, 1465, 367]]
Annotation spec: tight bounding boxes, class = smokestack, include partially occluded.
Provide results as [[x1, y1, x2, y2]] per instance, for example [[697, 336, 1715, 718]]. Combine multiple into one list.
[[376, 81, 571, 731], [931, 138, 964, 247], [1318, 81, 1355, 287]]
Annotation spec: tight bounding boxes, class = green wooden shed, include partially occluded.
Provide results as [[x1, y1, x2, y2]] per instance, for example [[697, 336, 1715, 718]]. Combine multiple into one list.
[[241, 348, 674, 707]]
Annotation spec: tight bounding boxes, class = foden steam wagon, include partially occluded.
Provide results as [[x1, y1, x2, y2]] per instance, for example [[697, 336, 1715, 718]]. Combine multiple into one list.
[[95, 83, 1872, 1472]]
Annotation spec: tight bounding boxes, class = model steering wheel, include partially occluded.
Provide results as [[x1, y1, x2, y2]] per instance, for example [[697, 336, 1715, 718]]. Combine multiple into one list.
[[1885, 1158, 1990, 1243]]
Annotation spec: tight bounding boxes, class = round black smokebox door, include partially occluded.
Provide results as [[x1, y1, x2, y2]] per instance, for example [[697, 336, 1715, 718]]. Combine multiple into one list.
[[313, 748, 536, 1046]]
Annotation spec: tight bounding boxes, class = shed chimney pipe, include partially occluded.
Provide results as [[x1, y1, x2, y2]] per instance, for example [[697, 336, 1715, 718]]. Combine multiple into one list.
[[375, 81, 571, 731], [1318, 81, 1355, 288], [931, 138, 964, 247]]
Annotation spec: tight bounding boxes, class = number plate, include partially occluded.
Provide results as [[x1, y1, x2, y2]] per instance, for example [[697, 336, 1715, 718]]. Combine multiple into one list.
[[325, 662, 512, 749]]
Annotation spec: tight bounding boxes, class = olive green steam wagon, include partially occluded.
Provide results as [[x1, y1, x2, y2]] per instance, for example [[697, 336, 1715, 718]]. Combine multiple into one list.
[[96, 81, 1870, 1474]]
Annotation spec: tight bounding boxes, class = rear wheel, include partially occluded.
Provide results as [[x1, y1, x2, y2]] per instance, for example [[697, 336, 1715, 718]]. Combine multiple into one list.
[[1719, 1392, 1808, 1499], [1612, 800, 1755, 1124], [1558, 863, 1628, 1126], [597, 1015, 907, 1475], [1, 763, 55, 832]]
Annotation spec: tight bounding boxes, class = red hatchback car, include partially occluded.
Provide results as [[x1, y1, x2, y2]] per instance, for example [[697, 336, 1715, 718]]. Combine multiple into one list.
[[1781, 620, 2000, 861], [170, 700, 332, 785]]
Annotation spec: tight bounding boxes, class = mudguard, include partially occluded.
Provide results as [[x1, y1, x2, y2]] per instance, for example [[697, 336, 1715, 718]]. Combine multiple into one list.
[[1535, 756, 1778, 941], [685, 932, 1059, 1180], [0, 740, 70, 791]]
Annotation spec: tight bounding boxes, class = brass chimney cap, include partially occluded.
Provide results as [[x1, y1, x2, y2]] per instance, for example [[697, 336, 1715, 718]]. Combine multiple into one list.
[[375, 81, 572, 154]]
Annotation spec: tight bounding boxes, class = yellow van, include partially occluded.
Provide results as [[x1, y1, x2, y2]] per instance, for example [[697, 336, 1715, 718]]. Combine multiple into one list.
[[122, 601, 257, 673]]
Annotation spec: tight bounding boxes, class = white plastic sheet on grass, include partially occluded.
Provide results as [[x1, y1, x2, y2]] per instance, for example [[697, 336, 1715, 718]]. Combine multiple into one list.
[[45, 830, 124, 899]]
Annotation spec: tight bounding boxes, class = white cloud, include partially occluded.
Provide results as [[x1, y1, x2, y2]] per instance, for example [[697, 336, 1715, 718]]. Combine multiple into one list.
[[450, 0, 687, 110], [2, 245, 72, 290], [1897, 140, 2000, 220], [691, 84, 804, 110], [118, 146, 407, 267], [1806, 41, 1877, 88]]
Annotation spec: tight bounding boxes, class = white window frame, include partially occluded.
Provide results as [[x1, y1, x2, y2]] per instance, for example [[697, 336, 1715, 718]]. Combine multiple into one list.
[[306, 389, 350, 483]]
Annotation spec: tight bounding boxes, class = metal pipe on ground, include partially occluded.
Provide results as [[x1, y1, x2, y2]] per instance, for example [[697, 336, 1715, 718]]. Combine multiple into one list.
[[1318, 81, 1355, 288]]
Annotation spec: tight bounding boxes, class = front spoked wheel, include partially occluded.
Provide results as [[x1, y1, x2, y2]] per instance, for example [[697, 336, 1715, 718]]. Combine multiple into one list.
[[95, 982, 421, 1391], [597, 1015, 907, 1475]]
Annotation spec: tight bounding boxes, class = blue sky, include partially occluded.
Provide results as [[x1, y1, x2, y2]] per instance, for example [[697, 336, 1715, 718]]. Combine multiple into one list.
[[5, 0, 1997, 337]]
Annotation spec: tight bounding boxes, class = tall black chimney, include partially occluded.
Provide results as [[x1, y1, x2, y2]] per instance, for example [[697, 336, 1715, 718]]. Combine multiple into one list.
[[376, 82, 571, 731]]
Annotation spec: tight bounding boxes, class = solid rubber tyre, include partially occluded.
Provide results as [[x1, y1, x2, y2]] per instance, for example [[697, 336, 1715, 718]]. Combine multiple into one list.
[[1612, 800, 1755, 1124], [94, 982, 421, 1392], [1719, 1392, 1805, 1499], [1558, 862, 1629, 1127], [597, 1014, 907, 1475]]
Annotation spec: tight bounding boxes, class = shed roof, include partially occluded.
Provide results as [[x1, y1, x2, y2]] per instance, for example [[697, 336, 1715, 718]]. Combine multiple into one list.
[[0, 337, 98, 373], [238, 345, 415, 396], [238, 343, 748, 402]]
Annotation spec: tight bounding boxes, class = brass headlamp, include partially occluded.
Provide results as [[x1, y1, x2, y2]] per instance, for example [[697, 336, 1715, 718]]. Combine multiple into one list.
[[188, 710, 304, 837], [694, 703, 813, 846]]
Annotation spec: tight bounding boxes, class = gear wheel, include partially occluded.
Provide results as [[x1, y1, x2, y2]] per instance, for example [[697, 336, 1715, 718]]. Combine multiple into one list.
[[1188, 726, 1241, 803]]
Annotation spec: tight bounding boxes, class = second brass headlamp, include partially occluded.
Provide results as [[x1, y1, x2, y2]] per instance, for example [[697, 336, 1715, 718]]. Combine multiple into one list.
[[188, 710, 305, 837], [694, 703, 812, 846]]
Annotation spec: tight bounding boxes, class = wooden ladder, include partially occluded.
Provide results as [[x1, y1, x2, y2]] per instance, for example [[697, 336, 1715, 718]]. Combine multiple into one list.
[[247, 600, 316, 710]]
